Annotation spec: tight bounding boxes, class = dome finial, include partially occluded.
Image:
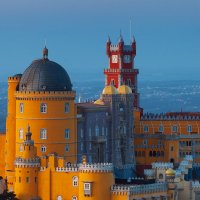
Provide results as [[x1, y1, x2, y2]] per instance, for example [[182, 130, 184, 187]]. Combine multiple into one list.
[[43, 44, 48, 60]]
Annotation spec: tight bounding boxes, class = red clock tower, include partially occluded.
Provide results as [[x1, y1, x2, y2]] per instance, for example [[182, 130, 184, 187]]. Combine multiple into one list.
[[104, 34, 140, 108]]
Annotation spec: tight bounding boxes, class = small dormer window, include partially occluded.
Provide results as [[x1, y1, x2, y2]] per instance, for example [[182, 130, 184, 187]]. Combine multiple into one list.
[[40, 103, 47, 113]]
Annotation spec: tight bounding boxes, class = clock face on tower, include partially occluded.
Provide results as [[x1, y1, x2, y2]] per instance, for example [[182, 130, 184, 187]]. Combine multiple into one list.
[[112, 55, 118, 63], [123, 55, 131, 63]]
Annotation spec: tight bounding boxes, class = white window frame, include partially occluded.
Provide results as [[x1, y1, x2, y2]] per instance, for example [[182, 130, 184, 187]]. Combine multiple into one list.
[[72, 176, 78, 187], [40, 128, 47, 139], [84, 182, 91, 190], [19, 129, 24, 140], [187, 125, 192, 133], [159, 124, 164, 132], [41, 145, 46, 153], [40, 103, 47, 113], [72, 196, 77, 200], [65, 129, 70, 139], [143, 125, 149, 132], [65, 102, 70, 113], [57, 196, 62, 200], [19, 103, 24, 113], [19, 144, 23, 152], [172, 125, 178, 132]]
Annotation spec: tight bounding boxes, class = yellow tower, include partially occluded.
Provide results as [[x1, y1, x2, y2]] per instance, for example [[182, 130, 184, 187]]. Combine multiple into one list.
[[5, 75, 21, 188], [14, 126, 40, 200], [14, 48, 77, 162]]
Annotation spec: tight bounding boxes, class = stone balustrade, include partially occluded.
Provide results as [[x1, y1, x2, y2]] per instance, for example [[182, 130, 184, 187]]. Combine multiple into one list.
[[152, 162, 173, 169], [111, 182, 167, 195], [15, 157, 40, 167], [79, 163, 113, 173], [144, 169, 155, 177]]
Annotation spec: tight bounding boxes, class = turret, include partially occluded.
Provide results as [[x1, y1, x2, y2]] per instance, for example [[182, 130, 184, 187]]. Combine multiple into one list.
[[118, 34, 124, 54], [5, 75, 21, 190], [14, 126, 40, 200], [131, 36, 136, 56], [106, 36, 111, 56]]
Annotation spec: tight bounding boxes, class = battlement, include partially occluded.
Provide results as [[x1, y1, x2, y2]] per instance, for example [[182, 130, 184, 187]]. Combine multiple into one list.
[[141, 113, 200, 121], [79, 163, 113, 173], [192, 181, 200, 189], [111, 182, 167, 195], [104, 68, 138, 74], [152, 162, 173, 169], [56, 165, 79, 172], [8, 76, 21, 81], [15, 157, 40, 168]]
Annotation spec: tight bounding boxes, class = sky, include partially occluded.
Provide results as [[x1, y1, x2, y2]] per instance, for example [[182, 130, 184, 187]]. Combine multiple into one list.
[[0, 0, 200, 82]]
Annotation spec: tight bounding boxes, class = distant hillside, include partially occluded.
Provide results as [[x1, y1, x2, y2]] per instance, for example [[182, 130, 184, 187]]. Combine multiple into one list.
[[1, 80, 200, 131]]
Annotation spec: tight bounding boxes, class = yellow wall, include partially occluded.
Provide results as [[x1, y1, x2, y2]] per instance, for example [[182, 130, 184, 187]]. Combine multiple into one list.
[[15, 91, 77, 163]]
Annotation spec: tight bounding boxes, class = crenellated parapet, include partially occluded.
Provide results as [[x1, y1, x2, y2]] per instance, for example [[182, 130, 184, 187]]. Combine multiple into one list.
[[79, 163, 113, 173], [192, 181, 200, 190], [152, 162, 173, 169], [144, 169, 155, 177], [141, 112, 200, 121], [15, 90, 76, 100], [15, 157, 40, 168], [111, 182, 167, 195]]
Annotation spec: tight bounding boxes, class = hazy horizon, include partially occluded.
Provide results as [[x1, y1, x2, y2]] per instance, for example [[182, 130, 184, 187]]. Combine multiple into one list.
[[0, 0, 199, 82]]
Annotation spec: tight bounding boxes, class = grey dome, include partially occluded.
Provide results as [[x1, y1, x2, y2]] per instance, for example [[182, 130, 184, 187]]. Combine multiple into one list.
[[19, 58, 72, 92]]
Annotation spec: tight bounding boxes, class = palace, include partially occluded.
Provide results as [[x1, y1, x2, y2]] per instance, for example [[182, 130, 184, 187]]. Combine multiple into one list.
[[1, 34, 200, 199]]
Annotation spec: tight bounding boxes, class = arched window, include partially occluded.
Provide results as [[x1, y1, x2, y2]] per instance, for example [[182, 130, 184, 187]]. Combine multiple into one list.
[[127, 79, 131, 86], [159, 173, 163, 179], [40, 103, 47, 113], [72, 176, 78, 187], [65, 102, 70, 113], [19, 129, 24, 140], [40, 129, 47, 139], [111, 79, 115, 86], [57, 196, 62, 200], [41, 145, 46, 153], [19, 103, 24, 113], [72, 196, 77, 200], [65, 129, 70, 139]]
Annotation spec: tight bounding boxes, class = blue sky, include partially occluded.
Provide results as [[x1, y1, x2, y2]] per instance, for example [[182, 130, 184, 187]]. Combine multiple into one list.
[[0, 0, 200, 82]]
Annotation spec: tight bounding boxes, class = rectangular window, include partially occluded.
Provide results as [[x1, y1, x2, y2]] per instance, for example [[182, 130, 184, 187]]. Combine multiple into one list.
[[19, 177, 21, 183], [26, 177, 29, 183], [172, 125, 178, 132], [40, 129, 47, 139], [81, 143, 84, 151], [143, 139, 147, 145], [19, 144, 23, 152], [158, 124, 164, 132], [65, 129, 70, 139], [65, 102, 70, 113], [187, 125, 192, 133], [81, 129, 84, 138], [84, 182, 92, 196], [19, 103, 24, 113], [143, 125, 149, 132], [65, 144, 70, 152], [40, 103, 47, 113], [171, 146, 174, 151]]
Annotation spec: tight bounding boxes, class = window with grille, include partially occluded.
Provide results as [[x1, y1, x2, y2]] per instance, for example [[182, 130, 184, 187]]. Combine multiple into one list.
[[40, 129, 47, 139], [40, 103, 47, 113]]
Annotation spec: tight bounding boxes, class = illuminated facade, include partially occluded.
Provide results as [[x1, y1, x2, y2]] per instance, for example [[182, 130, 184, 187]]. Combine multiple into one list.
[[0, 34, 200, 200]]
